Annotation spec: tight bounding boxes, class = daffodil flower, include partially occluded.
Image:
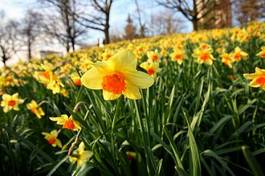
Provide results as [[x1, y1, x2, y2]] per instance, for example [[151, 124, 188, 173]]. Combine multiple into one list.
[[1, 93, 24, 113], [42, 130, 62, 148], [232, 47, 248, 62], [69, 142, 93, 167], [244, 67, 265, 90], [26, 100, 45, 119], [50, 114, 81, 131], [81, 50, 154, 100]]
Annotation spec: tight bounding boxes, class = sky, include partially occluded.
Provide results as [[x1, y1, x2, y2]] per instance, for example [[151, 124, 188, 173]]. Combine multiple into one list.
[[0, 0, 192, 64]]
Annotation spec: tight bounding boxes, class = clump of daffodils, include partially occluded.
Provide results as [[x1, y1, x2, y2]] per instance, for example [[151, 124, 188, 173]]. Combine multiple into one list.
[[34, 66, 68, 96]]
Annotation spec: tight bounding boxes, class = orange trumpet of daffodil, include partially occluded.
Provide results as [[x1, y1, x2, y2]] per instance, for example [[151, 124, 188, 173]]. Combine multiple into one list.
[[243, 67, 265, 90], [81, 50, 154, 100]]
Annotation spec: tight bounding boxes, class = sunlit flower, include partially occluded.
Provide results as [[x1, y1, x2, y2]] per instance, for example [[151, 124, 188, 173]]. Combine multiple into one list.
[[192, 48, 214, 65], [26, 100, 45, 119], [71, 74, 82, 87], [243, 67, 265, 90], [257, 47, 265, 59], [232, 47, 248, 62], [42, 130, 62, 148], [221, 53, 234, 68], [81, 50, 154, 100], [34, 69, 54, 85], [50, 114, 81, 131], [69, 142, 93, 167], [1, 93, 24, 113], [147, 50, 160, 62], [140, 61, 160, 76], [170, 49, 185, 64]]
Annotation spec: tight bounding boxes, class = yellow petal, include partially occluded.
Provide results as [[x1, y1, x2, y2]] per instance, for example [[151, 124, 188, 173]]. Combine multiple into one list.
[[108, 50, 137, 71], [125, 71, 154, 89], [243, 73, 256, 80], [103, 90, 121, 100], [81, 67, 103, 90], [124, 83, 141, 99]]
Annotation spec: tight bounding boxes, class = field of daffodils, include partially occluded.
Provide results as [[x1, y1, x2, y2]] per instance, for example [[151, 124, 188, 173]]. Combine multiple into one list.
[[1, 22, 265, 176]]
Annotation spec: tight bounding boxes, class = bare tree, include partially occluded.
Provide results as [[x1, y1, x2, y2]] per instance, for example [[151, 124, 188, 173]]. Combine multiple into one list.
[[21, 10, 43, 60], [77, 0, 114, 44], [234, 0, 262, 26], [134, 0, 147, 37], [0, 18, 20, 66], [156, 0, 215, 30], [149, 10, 185, 35], [39, 0, 87, 52]]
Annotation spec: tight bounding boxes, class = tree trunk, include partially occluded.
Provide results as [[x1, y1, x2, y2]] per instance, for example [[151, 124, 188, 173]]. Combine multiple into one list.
[[28, 39, 32, 60], [71, 37, 75, 51], [192, 19, 198, 31], [104, 29, 110, 44]]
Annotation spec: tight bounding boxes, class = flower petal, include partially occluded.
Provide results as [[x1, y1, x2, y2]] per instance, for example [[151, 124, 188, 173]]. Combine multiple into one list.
[[102, 90, 121, 100], [124, 83, 141, 100], [81, 67, 103, 90], [125, 71, 154, 89], [108, 50, 137, 71]]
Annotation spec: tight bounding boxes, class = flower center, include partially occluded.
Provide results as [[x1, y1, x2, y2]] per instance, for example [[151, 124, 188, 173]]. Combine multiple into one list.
[[151, 55, 159, 61], [63, 119, 75, 130], [234, 53, 241, 60], [8, 100, 16, 107], [41, 71, 51, 79], [102, 72, 126, 94], [200, 53, 210, 61], [174, 54, 183, 61], [48, 137, 56, 145], [261, 52, 265, 58], [256, 76, 265, 85], [147, 68, 155, 75], [74, 79, 81, 86]]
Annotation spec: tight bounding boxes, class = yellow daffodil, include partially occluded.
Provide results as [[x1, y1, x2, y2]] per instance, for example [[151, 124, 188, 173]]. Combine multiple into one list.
[[70, 73, 82, 87], [192, 48, 214, 65], [257, 47, 265, 59], [34, 69, 54, 85], [50, 114, 81, 131], [81, 50, 154, 100], [221, 53, 234, 68], [170, 49, 185, 64], [147, 50, 160, 62], [1, 93, 24, 113], [140, 61, 160, 76], [26, 100, 45, 119], [243, 67, 265, 90], [42, 130, 62, 148], [232, 47, 248, 62], [69, 142, 93, 167]]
